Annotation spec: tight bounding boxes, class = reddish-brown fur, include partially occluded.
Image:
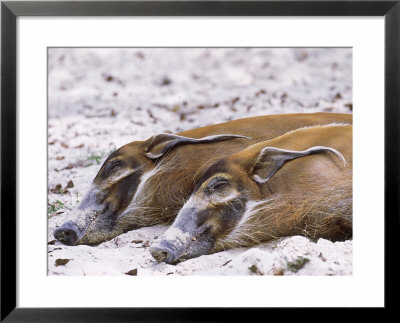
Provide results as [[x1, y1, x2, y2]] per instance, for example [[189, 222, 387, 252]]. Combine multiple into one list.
[[116, 114, 352, 228], [58, 113, 352, 245], [214, 125, 353, 250], [151, 124, 352, 263]]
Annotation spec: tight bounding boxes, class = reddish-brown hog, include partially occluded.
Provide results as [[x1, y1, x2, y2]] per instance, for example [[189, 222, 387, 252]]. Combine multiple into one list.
[[150, 124, 352, 263], [54, 113, 352, 246]]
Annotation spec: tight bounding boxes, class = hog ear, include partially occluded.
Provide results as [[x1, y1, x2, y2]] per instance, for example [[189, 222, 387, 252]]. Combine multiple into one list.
[[144, 133, 251, 160], [251, 146, 347, 184]]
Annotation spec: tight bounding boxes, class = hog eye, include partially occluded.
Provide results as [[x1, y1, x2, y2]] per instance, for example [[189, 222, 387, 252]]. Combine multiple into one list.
[[212, 181, 228, 190], [206, 178, 229, 193], [103, 160, 123, 177]]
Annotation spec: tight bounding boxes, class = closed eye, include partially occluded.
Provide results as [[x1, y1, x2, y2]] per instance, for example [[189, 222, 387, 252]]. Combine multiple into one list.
[[211, 181, 228, 190], [103, 160, 124, 177], [206, 178, 230, 193]]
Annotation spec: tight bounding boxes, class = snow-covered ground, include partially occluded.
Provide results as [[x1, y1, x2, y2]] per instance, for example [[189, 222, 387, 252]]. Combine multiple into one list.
[[48, 48, 353, 276]]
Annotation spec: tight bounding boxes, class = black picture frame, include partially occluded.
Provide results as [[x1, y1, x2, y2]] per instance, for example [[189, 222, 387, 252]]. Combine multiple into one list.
[[1, 1, 398, 321]]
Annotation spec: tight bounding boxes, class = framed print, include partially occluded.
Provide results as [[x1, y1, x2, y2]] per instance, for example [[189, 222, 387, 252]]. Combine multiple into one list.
[[1, 0, 399, 321]]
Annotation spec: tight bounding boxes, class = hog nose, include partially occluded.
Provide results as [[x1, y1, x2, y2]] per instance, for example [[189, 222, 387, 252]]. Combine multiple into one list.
[[54, 223, 79, 246], [149, 241, 178, 264]]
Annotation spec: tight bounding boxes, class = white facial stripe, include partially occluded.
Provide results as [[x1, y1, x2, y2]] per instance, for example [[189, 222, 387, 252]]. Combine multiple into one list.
[[106, 169, 136, 184], [134, 165, 160, 200], [116, 165, 161, 219], [210, 191, 240, 206], [236, 200, 263, 229], [220, 200, 264, 243]]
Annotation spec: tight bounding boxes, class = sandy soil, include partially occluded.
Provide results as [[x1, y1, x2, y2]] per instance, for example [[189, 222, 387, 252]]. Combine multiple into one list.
[[48, 48, 353, 276]]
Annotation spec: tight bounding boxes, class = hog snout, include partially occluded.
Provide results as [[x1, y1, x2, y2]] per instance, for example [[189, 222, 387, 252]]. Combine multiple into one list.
[[149, 240, 181, 264], [54, 221, 81, 246]]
